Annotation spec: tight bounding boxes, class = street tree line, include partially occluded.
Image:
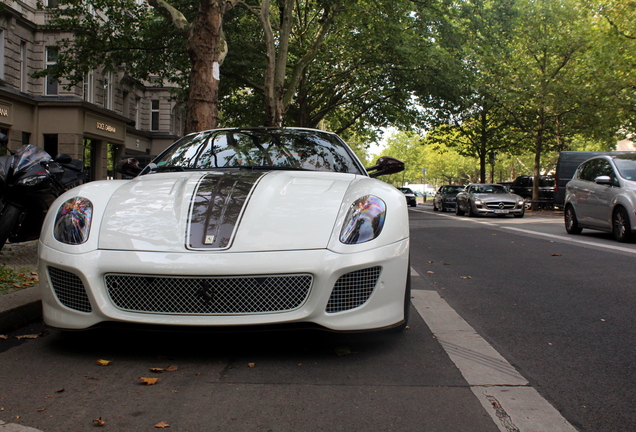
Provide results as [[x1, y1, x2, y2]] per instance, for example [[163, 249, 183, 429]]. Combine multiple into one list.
[[41, 0, 636, 196]]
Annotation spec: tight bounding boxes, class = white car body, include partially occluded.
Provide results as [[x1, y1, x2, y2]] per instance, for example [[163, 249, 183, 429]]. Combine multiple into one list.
[[39, 128, 410, 332]]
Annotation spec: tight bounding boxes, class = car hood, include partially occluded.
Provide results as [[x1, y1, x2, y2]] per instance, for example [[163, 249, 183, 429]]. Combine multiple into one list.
[[98, 170, 355, 252], [472, 193, 521, 201]]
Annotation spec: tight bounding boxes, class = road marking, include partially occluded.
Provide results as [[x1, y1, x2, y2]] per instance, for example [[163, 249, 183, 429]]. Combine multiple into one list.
[[411, 289, 578, 432], [502, 226, 636, 255]]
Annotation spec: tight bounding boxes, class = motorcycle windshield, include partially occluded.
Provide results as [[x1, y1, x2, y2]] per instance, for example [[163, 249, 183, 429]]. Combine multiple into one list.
[[13, 145, 52, 172]]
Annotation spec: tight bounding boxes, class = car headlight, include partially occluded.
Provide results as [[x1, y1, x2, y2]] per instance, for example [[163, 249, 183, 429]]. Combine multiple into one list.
[[517, 198, 524, 207], [340, 195, 386, 244], [474, 199, 482, 205], [54, 197, 93, 245]]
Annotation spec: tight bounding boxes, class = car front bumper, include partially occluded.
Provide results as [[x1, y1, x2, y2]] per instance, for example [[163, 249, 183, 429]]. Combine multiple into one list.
[[40, 239, 409, 332]]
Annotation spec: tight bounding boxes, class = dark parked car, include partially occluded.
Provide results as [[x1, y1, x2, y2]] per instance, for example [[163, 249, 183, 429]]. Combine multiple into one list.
[[456, 183, 525, 218], [433, 185, 464, 212], [509, 175, 555, 202], [398, 187, 417, 207], [564, 154, 636, 242]]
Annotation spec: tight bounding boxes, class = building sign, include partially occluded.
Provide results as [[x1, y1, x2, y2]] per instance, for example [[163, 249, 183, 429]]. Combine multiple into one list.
[[0, 108, 8, 117], [85, 113, 124, 142], [96, 122, 116, 133]]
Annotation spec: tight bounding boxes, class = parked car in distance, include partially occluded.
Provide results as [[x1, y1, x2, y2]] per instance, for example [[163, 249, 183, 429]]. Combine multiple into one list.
[[455, 183, 525, 218], [509, 175, 555, 202], [39, 127, 412, 332], [398, 187, 417, 207], [433, 185, 464, 212], [564, 153, 636, 242]]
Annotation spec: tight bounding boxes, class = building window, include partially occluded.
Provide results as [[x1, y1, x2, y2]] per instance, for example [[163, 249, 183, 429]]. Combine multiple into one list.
[[46, 0, 59, 7], [43, 134, 58, 158], [151, 99, 160, 131], [22, 132, 31, 146], [20, 41, 27, 92], [83, 71, 94, 102], [103, 71, 113, 110], [45, 46, 59, 95]]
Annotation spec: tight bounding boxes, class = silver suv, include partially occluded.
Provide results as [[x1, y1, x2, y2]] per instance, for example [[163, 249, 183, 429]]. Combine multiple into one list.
[[564, 154, 636, 242]]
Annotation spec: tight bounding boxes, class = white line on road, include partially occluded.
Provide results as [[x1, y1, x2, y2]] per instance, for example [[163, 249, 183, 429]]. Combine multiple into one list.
[[411, 288, 578, 432], [502, 226, 636, 255]]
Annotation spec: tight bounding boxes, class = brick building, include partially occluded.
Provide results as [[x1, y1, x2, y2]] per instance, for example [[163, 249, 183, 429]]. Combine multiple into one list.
[[0, 0, 184, 180]]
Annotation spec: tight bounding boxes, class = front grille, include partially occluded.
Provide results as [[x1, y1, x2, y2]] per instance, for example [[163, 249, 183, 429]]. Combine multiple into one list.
[[485, 201, 516, 209], [48, 267, 92, 313], [326, 266, 382, 313], [105, 274, 312, 314]]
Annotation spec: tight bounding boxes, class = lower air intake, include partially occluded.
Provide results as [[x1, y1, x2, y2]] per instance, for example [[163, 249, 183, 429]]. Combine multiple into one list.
[[326, 266, 382, 313], [48, 267, 92, 313]]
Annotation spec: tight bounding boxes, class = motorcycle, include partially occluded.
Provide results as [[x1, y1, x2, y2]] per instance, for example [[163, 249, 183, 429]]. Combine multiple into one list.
[[0, 135, 86, 250]]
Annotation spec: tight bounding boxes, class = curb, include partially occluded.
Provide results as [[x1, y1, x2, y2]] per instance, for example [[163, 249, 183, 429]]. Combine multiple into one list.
[[0, 285, 42, 334], [0, 420, 44, 432]]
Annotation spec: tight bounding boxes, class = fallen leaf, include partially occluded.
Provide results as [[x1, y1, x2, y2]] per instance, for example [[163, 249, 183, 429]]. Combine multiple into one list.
[[427, 271, 434, 274], [139, 377, 159, 385], [247, 363, 255, 368], [166, 365, 178, 372], [335, 346, 352, 356], [551, 254, 562, 257], [31, 271, 38, 275], [460, 276, 472, 279], [36, 408, 46, 412], [96, 359, 112, 366], [154, 421, 170, 428], [93, 417, 105, 426], [56, 389, 65, 393], [15, 334, 39, 339], [0, 335, 7, 340], [150, 365, 178, 373]]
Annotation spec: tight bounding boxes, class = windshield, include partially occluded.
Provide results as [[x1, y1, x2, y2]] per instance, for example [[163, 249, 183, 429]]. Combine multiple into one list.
[[14, 145, 52, 172], [443, 186, 463, 193], [473, 184, 508, 194], [614, 156, 636, 180], [148, 129, 365, 175]]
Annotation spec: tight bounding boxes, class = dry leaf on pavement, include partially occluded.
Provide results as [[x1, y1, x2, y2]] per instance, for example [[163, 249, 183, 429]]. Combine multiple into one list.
[[154, 421, 170, 428], [93, 417, 105, 426], [95, 359, 112, 366], [139, 377, 159, 385], [15, 334, 39, 339]]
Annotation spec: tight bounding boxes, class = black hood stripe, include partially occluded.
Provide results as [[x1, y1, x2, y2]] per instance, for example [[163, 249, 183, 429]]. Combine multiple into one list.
[[188, 171, 266, 249]]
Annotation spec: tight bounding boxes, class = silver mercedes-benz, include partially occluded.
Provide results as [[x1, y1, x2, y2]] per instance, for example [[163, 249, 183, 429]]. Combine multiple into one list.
[[455, 183, 525, 218]]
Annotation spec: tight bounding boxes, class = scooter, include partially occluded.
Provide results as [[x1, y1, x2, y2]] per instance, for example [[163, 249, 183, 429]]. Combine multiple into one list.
[[0, 134, 86, 250]]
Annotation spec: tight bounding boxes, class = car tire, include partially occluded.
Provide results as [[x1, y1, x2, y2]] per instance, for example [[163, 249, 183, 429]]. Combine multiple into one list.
[[613, 207, 633, 243], [467, 203, 475, 217], [440, 202, 446, 212], [433, 202, 438, 211], [564, 205, 582, 235], [455, 202, 464, 216], [0, 203, 21, 251]]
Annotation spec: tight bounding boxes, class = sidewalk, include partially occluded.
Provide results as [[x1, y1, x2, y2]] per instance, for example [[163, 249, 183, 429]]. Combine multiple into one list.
[[0, 241, 41, 333]]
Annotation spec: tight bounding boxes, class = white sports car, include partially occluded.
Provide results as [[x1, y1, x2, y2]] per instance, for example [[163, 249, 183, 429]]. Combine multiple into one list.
[[39, 128, 410, 332]]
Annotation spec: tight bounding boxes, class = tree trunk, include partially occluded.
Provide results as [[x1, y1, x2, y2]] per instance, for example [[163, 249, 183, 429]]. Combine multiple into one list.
[[184, 1, 225, 134]]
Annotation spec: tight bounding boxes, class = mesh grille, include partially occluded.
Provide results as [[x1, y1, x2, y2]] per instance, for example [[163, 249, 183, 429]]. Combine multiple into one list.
[[48, 267, 92, 313], [105, 274, 312, 314], [326, 266, 382, 313]]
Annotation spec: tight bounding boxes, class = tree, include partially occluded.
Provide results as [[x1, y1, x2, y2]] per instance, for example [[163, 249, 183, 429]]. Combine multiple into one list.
[[42, 0, 241, 134]]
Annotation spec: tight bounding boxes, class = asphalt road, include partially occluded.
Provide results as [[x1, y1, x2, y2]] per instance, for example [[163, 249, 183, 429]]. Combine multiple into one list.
[[1, 205, 633, 431], [410, 205, 636, 432]]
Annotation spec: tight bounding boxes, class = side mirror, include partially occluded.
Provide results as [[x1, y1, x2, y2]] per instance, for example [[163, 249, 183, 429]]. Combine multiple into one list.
[[366, 157, 404, 178], [116, 158, 142, 177], [594, 175, 613, 185]]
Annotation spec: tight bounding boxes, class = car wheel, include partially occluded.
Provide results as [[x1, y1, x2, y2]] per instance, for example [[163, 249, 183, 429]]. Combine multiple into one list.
[[440, 202, 446, 212], [455, 202, 465, 216], [467, 202, 475, 217], [613, 207, 633, 243], [433, 202, 438, 211], [564, 205, 582, 235]]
